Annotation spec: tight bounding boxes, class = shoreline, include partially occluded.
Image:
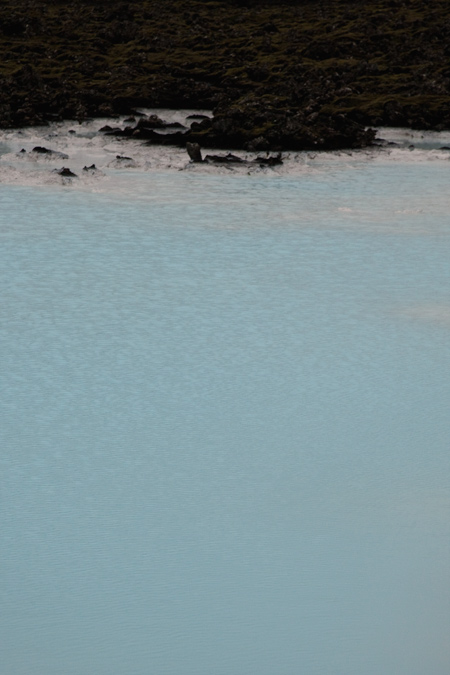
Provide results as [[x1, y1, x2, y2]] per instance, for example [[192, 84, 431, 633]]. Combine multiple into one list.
[[1, 115, 450, 191]]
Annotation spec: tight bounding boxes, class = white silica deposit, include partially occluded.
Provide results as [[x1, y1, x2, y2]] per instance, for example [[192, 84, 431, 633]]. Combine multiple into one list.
[[1, 110, 450, 191]]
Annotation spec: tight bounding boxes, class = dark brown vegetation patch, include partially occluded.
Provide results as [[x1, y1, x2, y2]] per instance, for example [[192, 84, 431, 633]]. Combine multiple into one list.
[[1, 0, 450, 150]]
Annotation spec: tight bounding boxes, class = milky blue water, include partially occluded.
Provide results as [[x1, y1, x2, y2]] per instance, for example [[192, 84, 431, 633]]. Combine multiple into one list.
[[2, 160, 450, 675]]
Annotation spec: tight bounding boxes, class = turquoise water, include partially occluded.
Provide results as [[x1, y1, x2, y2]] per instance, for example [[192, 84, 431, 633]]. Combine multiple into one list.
[[1, 161, 450, 675]]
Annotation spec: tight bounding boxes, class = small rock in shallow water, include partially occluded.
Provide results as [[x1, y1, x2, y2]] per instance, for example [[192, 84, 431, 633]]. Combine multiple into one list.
[[56, 167, 77, 177], [32, 146, 69, 159], [99, 125, 121, 133], [255, 153, 283, 166], [110, 155, 137, 168], [32, 145, 51, 153], [186, 142, 203, 162], [204, 153, 244, 164], [136, 115, 165, 129]]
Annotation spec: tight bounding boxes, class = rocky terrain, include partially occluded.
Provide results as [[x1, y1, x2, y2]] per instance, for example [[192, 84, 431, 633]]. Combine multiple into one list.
[[1, 0, 450, 151]]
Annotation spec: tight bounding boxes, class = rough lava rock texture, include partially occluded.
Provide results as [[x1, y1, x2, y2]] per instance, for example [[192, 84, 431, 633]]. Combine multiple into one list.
[[1, 0, 450, 150]]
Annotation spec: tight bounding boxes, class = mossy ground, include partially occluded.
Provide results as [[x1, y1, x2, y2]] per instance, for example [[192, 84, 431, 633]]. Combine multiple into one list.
[[1, 0, 450, 148]]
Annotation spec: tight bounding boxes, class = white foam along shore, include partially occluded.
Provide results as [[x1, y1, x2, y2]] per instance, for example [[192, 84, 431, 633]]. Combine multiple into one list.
[[1, 109, 450, 191]]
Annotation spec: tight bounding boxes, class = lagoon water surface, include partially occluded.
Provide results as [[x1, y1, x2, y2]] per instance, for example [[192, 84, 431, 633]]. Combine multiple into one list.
[[1, 133, 450, 675]]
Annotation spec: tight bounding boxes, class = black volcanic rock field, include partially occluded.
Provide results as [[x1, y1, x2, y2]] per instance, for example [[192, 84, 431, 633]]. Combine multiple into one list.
[[1, 0, 450, 150]]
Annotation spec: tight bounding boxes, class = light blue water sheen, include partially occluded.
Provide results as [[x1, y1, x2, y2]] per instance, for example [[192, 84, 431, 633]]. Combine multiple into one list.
[[2, 162, 450, 675]]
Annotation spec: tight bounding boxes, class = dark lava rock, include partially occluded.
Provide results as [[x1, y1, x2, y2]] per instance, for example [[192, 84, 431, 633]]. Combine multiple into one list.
[[136, 115, 165, 129], [2, 0, 450, 149], [186, 142, 203, 163], [83, 164, 97, 171], [144, 130, 188, 145], [99, 125, 123, 133], [255, 154, 283, 166], [128, 116, 187, 139], [204, 153, 245, 164], [32, 145, 69, 159], [32, 146, 52, 153], [56, 167, 77, 177], [247, 136, 270, 152], [186, 141, 283, 167]]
